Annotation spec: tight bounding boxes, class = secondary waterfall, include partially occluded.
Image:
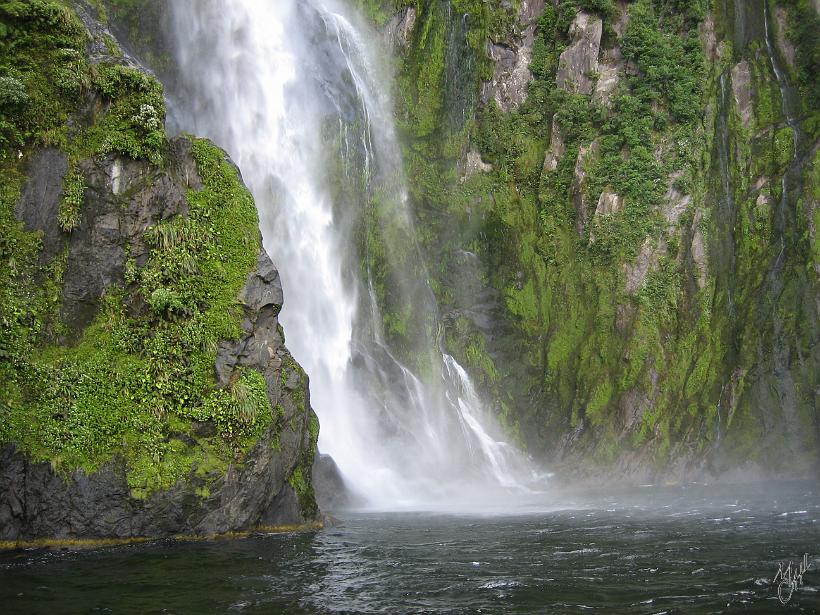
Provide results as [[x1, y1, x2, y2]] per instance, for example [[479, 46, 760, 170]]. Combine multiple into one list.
[[166, 0, 536, 507]]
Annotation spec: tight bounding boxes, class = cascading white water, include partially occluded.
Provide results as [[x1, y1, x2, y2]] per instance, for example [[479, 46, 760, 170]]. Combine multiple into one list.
[[167, 0, 538, 508]]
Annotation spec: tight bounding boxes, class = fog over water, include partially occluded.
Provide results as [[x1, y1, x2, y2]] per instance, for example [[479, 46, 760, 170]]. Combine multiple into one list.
[[2, 481, 818, 613]]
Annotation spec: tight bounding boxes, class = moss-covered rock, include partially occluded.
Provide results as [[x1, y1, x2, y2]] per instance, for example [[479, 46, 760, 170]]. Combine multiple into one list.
[[352, 0, 818, 482], [0, 0, 319, 540]]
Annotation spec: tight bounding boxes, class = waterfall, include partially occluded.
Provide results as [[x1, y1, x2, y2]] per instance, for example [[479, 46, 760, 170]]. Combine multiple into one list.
[[166, 0, 536, 508]]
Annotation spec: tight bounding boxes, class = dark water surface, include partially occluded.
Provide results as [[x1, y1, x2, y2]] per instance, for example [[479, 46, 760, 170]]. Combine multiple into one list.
[[1, 481, 818, 614]]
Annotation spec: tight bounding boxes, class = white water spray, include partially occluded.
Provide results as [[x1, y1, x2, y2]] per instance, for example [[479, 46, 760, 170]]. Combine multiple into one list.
[[168, 0, 537, 508]]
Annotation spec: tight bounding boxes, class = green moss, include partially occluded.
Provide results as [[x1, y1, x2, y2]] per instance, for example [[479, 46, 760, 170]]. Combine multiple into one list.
[[84, 63, 166, 164], [0, 2, 279, 496], [0, 0, 89, 153], [57, 163, 84, 232], [288, 465, 318, 519]]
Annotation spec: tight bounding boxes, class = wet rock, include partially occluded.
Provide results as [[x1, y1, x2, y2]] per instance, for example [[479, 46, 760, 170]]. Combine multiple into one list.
[[312, 453, 365, 511], [620, 388, 652, 431], [15, 148, 68, 266], [556, 12, 602, 94], [731, 60, 753, 128], [690, 211, 708, 289], [383, 7, 416, 50], [2, 136, 320, 540], [240, 252, 284, 314], [774, 7, 796, 69], [72, 0, 144, 68], [59, 147, 190, 335], [700, 13, 719, 62]]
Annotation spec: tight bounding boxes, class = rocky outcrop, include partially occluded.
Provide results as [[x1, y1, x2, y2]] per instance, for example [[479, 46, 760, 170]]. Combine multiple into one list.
[[593, 3, 629, 108], [731, 60, 753, 128], [588, 190, 624, 244], [1, 135, 320, 541], [460, 149, 492, 182], [543, 115, 565, 171], [595, 190, 624, 217], [592, 57, 620, 108], [312, 453, 364, 511], [624, 238, 663, 296], [556, 11, 602, 94], [774, 6, 796, 69], [383, 7, 416, 50], [15, 149, 69, 266], [571, 140, 599, 236], [61, 144, 192, 333], [484, 0, 545, 111]]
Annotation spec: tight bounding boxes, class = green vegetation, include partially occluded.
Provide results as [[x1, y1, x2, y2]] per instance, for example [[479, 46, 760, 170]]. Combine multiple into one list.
[[0, 1, 316, 501], [356, 0, 817, 472], [0, 129, 274, 495], [774, 0, 820, 137]]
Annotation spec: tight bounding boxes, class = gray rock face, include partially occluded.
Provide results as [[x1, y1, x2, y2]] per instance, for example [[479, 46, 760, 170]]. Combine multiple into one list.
[[774, 7, 796, 69], [571, 140, 599, 236], [460, 149, 492, 182], [543, 114, 565, 171], [0, 412, 310, 540], [483, 0, 545, 112], [592, 3, 628, 108], [731, 60, 753, 127], [312, 453, 364, 511], [690, 211, 708, 290], [556, 12, 602, 94], [2, 137, 320, 541], [593, 59, 620, 108], [595, 190, 624, 217], [700, 14, 719, 61], [383, 7, 416, 50], [16, 149, 68, 266], [59, 142, 191, 334], [624, 238, 664, 296]]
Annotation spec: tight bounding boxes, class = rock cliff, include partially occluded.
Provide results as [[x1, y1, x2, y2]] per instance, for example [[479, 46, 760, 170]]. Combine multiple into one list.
[[353, 0, 819, 482], [0, 0, 319, 541]]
